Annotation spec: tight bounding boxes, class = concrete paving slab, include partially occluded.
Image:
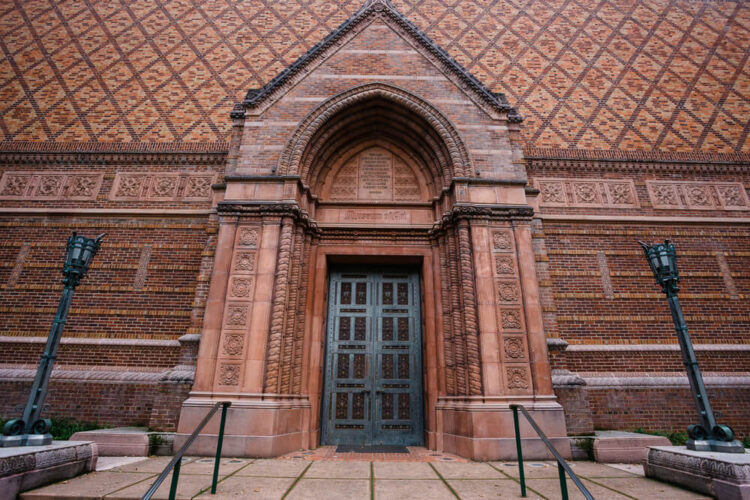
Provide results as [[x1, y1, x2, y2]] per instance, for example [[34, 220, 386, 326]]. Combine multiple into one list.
[[106, 471, 227, 499], [234, 459, 309, 477], [432, 461, 503, 479], [109, 456, 195, 473], [285, 478, 370, 500], [526, 477, 632, 500], [594, 477, 711, 499], [96, 457, 147, 472], [194, 475, 296, 498], [375, 479, 455, 499], [491, 461, 559, 479], [373, 461, 437, 479], [606, 463, 645, 476], [447, 479, 541, 499], [304, 460, 371, 479], [20, 471, 155, 500], [178, 457, 251, 475]]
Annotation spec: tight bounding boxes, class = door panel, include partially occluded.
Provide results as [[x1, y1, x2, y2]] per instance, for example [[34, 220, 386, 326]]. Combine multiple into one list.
[[322, 269, 423, 446]]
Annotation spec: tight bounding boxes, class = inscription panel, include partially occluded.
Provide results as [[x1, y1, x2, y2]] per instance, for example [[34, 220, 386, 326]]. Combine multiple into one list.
[[327, 147, 424, 202]]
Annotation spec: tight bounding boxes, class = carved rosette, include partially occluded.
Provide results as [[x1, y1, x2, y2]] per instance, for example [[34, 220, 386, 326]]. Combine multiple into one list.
[[238, 227, 259, 247], [495, 255, 515, 275], [222, 335, 244, 356], [233, 251, 256, 273], [230, 277, 254, 298], [503, 337, 526, 360], [506, 367, 530, 390], [492, 230, 513, 251], [500, 309, 523, 331], [218, 364, 240, 386], [497, 280, 520, 303], [225, 304, 248, 328]]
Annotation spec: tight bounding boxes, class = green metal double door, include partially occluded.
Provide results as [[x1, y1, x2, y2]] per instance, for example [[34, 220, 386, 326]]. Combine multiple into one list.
[[322, 268, 424, 446]]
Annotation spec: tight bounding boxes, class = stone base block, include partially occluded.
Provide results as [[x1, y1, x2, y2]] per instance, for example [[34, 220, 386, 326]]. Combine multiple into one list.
[[645, 445, 750, 499], [69, 427, 150, 457], [436, 398, 571, 461], [593, 430, 671, 464], [174, 397, 310, 458], [0, 441, 97, 499]]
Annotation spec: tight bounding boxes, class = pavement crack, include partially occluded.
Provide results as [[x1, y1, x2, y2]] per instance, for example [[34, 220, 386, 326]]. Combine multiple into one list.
[[281, 461, 313, 499], [427, 463, 460, 499]]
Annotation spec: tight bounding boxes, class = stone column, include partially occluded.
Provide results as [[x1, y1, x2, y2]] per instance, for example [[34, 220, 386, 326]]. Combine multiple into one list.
[[513, 223, 554, 395]]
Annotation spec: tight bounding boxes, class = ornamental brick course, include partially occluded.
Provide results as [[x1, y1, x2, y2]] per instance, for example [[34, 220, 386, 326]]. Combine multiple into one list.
[[0, 0, 748, 152]]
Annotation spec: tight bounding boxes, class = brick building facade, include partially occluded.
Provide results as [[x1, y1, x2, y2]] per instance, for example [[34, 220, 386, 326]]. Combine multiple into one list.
[[0, 0, 747, 459]]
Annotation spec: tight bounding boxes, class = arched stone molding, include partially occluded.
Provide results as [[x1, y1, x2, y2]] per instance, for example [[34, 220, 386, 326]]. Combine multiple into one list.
[[277, 83, 473, 185]]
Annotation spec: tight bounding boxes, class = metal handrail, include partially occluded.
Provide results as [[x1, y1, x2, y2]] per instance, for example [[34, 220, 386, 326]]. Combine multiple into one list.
[[510, 404, 594, 500], [142, 401, 231, 500]]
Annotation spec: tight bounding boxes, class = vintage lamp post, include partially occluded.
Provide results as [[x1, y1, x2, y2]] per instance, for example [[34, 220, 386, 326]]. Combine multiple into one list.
[[1, 232, 104, 447], [638, 239, 744, 453]]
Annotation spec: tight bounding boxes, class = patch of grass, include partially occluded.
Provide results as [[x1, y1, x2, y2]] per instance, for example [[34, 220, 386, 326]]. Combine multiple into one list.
[[743, 436, 749, 449], [633, 427, 688, 446]]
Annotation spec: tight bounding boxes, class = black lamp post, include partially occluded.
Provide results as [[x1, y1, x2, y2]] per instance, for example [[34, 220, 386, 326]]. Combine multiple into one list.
[[638, 239, 744, 453], [1, 232, 104, 447]]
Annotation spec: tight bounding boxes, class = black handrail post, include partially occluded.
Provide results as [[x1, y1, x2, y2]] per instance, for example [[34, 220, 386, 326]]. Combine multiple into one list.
[[211, 402, 230, 494], [557, 462, 569, 500], [511, 405, 527, 497], [168, 459, 181, 500]]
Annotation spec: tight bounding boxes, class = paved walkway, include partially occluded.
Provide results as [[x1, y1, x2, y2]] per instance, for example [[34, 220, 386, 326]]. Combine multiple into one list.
[[21, 456, 709, 499]]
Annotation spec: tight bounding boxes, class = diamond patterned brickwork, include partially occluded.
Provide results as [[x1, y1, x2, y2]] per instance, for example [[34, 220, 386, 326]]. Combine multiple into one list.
[[0, 0, 748, 153]]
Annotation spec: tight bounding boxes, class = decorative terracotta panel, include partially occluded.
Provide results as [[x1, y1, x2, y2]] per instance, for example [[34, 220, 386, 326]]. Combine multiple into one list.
[[535, 178, 639, 208], [0, 171, 103, 200], [109, 172, 215, 201], [646, 181, 749, 210]]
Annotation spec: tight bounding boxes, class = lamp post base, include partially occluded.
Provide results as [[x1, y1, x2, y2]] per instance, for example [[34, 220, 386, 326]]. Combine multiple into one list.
[[0, 433, 52, 447], [687, 438, 746, 454]]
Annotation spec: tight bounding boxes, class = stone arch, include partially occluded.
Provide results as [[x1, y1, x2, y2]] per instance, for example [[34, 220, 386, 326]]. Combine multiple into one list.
[[277, 83, 473, 184]]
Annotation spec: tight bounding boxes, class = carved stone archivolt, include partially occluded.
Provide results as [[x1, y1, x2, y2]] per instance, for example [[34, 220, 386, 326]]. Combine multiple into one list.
[[278, 83, 472, 183]]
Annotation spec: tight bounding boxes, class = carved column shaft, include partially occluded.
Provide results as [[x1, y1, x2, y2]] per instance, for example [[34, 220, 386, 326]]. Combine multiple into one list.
[[280, 225, 304, 394], [438, 236, 456, 395], [264, 217, 295, 393], [457, 219, 482, 396], [447, 229, 467, 395], [292, 233, 312, 394]]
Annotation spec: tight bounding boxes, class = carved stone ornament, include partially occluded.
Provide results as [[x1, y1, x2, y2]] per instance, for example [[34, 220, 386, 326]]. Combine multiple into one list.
[[230, 277, 253, 298], [495, 255, 515, 275], [0, 174, 31, 196], [497, 281, 520, 302], [573, 182, 598, 204], [535, 178, 639, 208], [492, 231, 512, 251], [37, 176, 65, 197], [219, 364, 240, 385], [716, 184, 747, 207], [539, 181, 566, 204], [238, 228, 259, 247], [651, 184, 680, 206], [116, 175, 146, 198], [506, 367, 529, 390], [223, 335, 244, 356], [234, 251, 256, 273], [150, 175, 178, 198], [504, 337, 525, 359], [184, 176, 213, 199], [684, 184, 712, 206], [67, 175, 100, 198], [226, 304, 248, 327], [501, 310, 523, 330]]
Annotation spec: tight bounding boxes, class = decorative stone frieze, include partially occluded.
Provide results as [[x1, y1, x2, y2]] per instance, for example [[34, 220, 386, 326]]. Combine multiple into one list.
[[535, 177, 639, 208], [109, 172, 215, 201], [0, 171, 103, 200], [646, 181, 749, 210]]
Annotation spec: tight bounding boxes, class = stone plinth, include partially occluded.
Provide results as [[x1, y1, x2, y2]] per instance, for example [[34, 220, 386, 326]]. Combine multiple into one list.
[[645, 445, 750, 499], [593, 431, 671, 464], [0, 441, 97, 499], [69, 427, 149, 457]]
